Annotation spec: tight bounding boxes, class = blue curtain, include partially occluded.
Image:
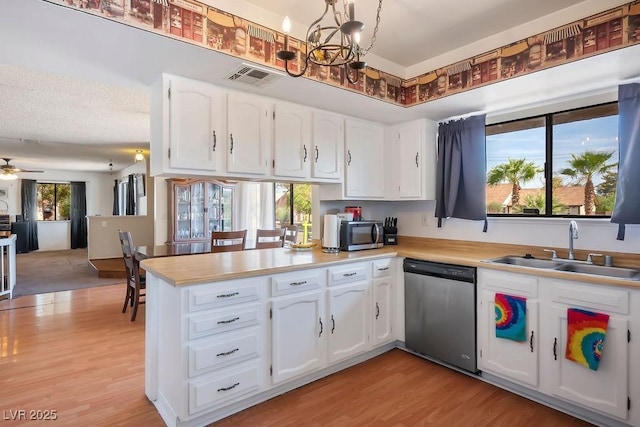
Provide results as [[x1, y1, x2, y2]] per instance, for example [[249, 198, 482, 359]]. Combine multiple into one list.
[[112, 179, 119, 215], [20, 179, 39, 251], [435, 114, 488, 231], [126, 174, 135, 215], [611, 83, 640, 240], [70, 181, 87, 249]]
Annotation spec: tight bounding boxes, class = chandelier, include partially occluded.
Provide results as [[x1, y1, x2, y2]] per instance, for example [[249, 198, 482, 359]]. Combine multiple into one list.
[[276, 0, 383, 84]]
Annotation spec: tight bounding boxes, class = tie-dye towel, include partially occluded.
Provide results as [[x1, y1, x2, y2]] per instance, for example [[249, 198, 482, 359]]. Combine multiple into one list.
[[565, 308, 609, 371], [495, 293, 527, 341]]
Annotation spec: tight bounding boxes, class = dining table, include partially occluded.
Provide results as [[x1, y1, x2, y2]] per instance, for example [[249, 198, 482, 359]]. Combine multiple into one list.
[[134, 242, 212, 261]]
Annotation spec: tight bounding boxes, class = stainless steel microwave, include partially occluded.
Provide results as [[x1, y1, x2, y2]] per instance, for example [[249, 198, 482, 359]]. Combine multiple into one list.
[[339, 220, 384, 251]]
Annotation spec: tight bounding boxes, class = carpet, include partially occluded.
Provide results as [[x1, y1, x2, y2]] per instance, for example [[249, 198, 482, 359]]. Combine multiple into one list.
[[11, 248, 125, 299]]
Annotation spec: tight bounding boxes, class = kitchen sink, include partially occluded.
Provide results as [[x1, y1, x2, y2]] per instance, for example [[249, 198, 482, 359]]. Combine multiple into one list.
[[483, 255, 640, 281], [487, 256, 563, 269], [555, 263, 640, 280]]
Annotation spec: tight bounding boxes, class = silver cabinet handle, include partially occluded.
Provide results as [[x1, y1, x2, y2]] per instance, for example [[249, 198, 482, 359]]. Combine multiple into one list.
[[217, 382, 239, 392], [315, 146, 319, 162], [217, 317, 240, 325], [217, 292, 239, 298], [213, 130, 217, 151], [376, 302, 380, 319], [216, 348, 239, 357], [230, 133, 234, 154], [377, 267, 389, 271], [290, 280, 307, 286], [319, 317, 323, 337], [415, 152, 419, 167], [303, 145, 308, 162], [331, 314, 335, 333], [343, 272, 357, 277], [347, 150, 352, 165]]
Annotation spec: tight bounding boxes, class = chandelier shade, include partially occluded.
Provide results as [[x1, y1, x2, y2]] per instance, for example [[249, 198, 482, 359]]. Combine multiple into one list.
[[276, 0, 382, 84]]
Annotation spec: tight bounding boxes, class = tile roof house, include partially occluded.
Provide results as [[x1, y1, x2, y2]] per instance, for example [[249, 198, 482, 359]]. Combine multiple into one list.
[[486, 183, 592, 214]]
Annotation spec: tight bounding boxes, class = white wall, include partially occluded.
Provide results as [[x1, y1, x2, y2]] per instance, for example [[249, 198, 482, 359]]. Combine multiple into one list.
[[3, 165, 154, 252], [318, 199, 640, 255]]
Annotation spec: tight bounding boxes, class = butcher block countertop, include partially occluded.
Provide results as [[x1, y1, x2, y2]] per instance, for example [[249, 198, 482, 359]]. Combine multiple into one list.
[[140, 236, 640, 289]]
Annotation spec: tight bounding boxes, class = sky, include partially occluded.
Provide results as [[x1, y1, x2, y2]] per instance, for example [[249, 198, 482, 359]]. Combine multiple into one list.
[[486, 114, 618, 188]]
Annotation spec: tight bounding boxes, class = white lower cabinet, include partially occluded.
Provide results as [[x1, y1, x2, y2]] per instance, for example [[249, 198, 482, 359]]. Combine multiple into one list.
[[477, 270, 540, 387], [271, 290, 326, 384], [478, 268, 631, 421], [372, 258, 394, 347], [327, 281, 371, 364]]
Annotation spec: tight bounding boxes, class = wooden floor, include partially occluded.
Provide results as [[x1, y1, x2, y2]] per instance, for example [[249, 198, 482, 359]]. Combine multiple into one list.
[[0, 286, 592, 427]]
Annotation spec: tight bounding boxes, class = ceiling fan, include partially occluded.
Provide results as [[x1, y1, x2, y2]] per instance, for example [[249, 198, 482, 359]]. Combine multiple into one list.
[[0, 158, 43, 180]]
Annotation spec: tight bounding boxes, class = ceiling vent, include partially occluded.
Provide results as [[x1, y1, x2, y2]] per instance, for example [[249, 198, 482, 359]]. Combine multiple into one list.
[[225, 63, 284, 87]]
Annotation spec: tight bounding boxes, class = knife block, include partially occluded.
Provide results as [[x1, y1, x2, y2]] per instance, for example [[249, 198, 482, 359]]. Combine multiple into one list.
[[383, 227, 397, 245]]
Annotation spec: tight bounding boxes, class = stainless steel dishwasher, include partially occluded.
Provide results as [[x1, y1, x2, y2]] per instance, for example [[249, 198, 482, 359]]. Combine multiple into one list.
[[403, 258, 478, 373]]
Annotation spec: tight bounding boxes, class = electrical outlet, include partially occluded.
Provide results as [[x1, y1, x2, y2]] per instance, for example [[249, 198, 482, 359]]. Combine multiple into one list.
[[421, 213, 429, 227], [101, 221, 107, 228]]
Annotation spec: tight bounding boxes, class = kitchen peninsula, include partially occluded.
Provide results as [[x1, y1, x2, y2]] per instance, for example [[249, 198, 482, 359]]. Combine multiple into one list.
[[142, 238, 640, 427]]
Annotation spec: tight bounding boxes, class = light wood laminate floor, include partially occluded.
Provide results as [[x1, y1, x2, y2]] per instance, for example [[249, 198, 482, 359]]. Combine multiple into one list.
[[0, 286, 592, 426]]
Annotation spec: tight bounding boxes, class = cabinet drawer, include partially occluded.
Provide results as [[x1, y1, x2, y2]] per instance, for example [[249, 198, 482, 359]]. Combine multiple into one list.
[[372, 258, 393, 278], [188, 329, 260, 378], [186, 278, 262, 312], [546, 279, 629, 315], [328, 262, 369, 286], [189, 362, 260, 415], [188, 304, 260, 339], [478, 268, 538, 298], [270, 269, 322, 296]]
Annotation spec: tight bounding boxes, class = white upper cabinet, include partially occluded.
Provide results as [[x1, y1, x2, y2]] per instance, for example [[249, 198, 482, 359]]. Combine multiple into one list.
[[385, 118, 437, 200], [344, 118, 384, 199], [272, 102, 311, 179], [311, 111, 343, 180], [227, 92, 271, 176], [150, 74, 226, 176]]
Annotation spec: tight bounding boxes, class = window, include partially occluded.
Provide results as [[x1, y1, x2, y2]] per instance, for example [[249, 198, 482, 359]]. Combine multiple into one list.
[[36, 183, 71, 221], [486, 102, 618, 217], [274, 182, 312, 238]]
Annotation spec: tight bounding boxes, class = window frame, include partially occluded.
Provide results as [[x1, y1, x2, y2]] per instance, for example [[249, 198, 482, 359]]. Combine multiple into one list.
[[486, 101, 618, 219], [36, 182, 71, 221]]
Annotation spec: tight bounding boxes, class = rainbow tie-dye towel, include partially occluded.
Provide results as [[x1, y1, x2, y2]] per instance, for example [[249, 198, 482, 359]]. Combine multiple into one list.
[[565, 308, 609, 371], [495, 293, 527, 341]]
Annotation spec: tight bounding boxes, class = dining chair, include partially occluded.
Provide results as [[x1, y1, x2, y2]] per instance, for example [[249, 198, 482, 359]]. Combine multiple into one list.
[[255, 228, 286, 249], [118, 230, 146, 321], [211, 230, 247, 252], [282, 226, 299, 246]]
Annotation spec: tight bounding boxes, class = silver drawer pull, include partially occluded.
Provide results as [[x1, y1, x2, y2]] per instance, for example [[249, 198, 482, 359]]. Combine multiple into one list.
[[217, 382, 240, 392], [343, 272, 357, 277], [217, 317, 240, 325], [290, 280, 307, 286], [377, 267, 389, 271], [216, 348, 240, 357], [217, 292, 240, 298]]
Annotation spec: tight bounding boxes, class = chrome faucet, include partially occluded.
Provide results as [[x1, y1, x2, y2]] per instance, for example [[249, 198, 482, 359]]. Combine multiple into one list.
[[568, 220, 578, 260]]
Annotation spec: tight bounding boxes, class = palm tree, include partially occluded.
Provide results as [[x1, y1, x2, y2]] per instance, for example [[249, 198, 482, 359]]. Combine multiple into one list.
[[487, 158, 542, 208], [559, 151, 616, 215]]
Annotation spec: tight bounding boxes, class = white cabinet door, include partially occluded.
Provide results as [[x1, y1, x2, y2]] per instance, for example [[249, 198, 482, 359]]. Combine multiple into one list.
[[311, 111, 343, 180], [478, 289, 539, 387], [327, 281, 370, 364], [168, 76, 226, 171], [372, 278, 393, 346], [344, 119, 384, 198], [227, 92, 270, 175], [273, 102, 311, 178], [547, 305, 628, 419], [271, 291, 325, 384], [397, 121, 423, 199]]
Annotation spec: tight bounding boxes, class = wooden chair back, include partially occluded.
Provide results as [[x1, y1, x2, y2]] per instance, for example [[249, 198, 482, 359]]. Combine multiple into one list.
[[255, 228, 286, 249], [117, 230, 146, 321], [211, 230, 247, 252]]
